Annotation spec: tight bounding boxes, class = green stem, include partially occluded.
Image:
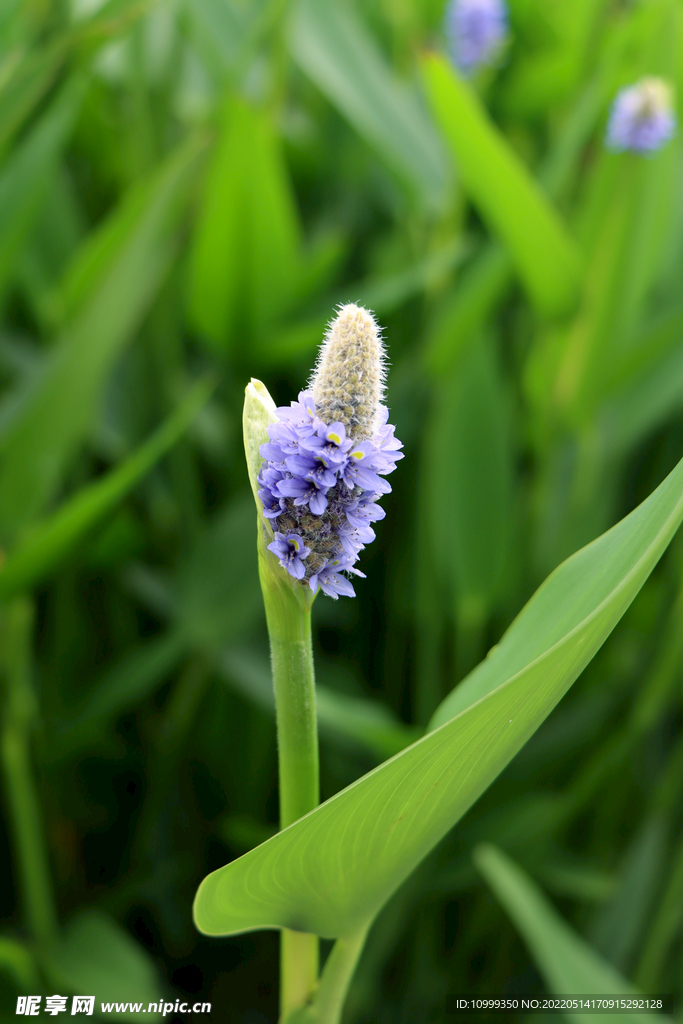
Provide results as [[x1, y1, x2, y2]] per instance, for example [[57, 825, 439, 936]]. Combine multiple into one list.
[[264, 592, 318, 828], [259, 539, 320, 1018], [312, 926, 370, 1024], [0, 598, 58, 945]]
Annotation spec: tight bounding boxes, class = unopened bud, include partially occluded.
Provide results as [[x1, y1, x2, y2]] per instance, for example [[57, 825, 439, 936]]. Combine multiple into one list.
[[310, 304, 386, 441]]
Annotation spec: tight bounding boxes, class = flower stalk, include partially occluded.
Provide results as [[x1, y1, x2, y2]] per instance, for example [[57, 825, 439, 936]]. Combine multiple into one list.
[[244, 307, 402, 1021], [244, 381, 320, 1017]]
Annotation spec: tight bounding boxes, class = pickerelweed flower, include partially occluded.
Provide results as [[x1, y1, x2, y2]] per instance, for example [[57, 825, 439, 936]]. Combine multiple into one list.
[[445, 0, 507, 75], [259, 304, 403, 599], [606, 77, 676, 154]]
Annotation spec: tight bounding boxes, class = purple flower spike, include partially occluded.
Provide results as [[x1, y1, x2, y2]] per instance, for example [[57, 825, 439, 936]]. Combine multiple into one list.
[[606, 78, 676, 154], [445, 0, 507, 75], [267, 532, 310, 580], [258, 305, 403, 598]]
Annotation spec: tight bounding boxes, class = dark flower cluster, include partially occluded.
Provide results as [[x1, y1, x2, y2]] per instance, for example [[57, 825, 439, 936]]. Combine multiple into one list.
[[258, 392, 403, 598]]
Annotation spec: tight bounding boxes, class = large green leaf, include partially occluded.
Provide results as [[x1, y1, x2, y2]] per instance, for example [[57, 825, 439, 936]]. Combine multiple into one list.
[[193, 451, 683, 940], [0, 133, 205, 545], [0, 377, 213, 599], [421, 53, 581, 319], [290, 0, 448, 210], [474, 844, 671, 1024]]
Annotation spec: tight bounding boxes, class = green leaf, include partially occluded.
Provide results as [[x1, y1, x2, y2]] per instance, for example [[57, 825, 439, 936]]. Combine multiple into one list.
[[171, 496, 262, 649], [421, 52, 581, 319], [0, 76, 83, 303], [0, 39, 69, 156], [187, 97, 304, 351], [589, 816, 667, 972], [290, 0, 448, 211], [422, 332, 515, 628], [422, 245, 511, 376], [0, 377, 213, 599], [193, 453, 683, 939], [42, 910, 163, 1021], [52, 631, 187, 757], [552, 148, 682, 425], [599, 329, 683, 459], [500, 0, 610, 117], [0, 133, 206, 545], [474, 844, 671, 1024], [636, 832, 683, 990], [0, 937, 38, 990], [0, 1, 154, 158]]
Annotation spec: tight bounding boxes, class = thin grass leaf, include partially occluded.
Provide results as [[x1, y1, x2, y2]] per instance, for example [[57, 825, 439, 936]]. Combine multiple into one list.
[[51, 632, 188, 757], [422, 332, 515, 632], [0, 133, 206, 545], [589, 816, 667, 973], [636, 832, 683, 989], [0, 39, 69, 155], [0, 76, 83, 303], [421, 52, 581, 319], [187, 97, 303, 351], [474, 844, 671, 1024], [0, 377, 213, 599], [422, 245, 510, 376], [290, 0, 448, 211]]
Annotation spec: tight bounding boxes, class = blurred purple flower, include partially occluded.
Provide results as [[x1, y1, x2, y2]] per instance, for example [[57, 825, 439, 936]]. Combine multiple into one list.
[[445, 0, 507, 74], [606, 78, 676, 154]]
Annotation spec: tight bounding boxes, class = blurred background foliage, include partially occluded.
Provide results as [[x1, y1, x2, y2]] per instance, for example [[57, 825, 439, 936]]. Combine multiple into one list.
[[1, 0, 683, 1020]]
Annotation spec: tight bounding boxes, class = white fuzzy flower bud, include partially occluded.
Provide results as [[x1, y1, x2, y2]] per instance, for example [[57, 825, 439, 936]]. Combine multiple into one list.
[[310, 304, 386, 441]]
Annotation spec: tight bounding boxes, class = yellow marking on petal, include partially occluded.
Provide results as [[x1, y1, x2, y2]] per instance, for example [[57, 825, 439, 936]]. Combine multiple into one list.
[[328, 432, 342, 444], [351, 450, 364, 460]]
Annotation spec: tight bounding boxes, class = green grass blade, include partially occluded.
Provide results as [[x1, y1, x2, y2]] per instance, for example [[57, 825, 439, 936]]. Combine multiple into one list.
[[422, 332, 514, 633], [0, 39, 69, 155], [193, 454, 683, 939], [187, 97, 303, 351], [589, 816, 667, 973], [52, 631, 188, 758], [0, 76, 83, 302], [290, 0, 448, 210], [474, 844, 670, 1024], [421, 53, 581, 319], [0, 133, 206, 544], [0, 377, 213, 599], [423, 245, 511, 376]]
